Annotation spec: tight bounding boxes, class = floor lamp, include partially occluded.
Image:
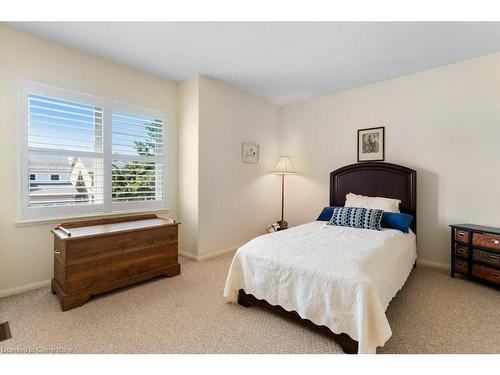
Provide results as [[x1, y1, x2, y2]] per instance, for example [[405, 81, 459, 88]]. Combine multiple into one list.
[[273, 156, 296, 230]]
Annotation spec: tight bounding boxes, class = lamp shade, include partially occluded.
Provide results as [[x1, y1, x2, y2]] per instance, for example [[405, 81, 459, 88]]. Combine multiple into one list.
[[273, 156, 296, 175]]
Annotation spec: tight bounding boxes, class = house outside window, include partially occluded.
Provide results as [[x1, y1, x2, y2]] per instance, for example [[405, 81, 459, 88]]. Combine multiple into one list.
[[19, 82, 167, 220]]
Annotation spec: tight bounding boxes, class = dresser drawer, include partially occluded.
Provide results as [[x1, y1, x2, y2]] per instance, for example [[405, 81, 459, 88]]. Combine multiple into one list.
[[472, 264, 500, 285], [473, 249, 500, 268], [455, 229, 469, 244], [454, 259, 468, 274], [454, 244, 468, 259], [472, 233, 500, 251]]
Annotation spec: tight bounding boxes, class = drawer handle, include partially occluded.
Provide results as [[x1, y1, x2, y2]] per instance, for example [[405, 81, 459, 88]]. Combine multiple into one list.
[[54, 249, 61, 254], [490, 239, 499, 245], [490, 255, 499, 261], [491, 272, 500, 278], [458, 232, 466, 237]]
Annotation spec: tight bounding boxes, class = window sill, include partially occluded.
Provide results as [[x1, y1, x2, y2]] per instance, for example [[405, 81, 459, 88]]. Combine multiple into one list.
[[15, 207, 171, 227]]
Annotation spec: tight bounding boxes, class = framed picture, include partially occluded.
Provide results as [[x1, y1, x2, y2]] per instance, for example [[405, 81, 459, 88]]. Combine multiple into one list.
[[357, 126, 385, 162], [242, 142, 259, 164]]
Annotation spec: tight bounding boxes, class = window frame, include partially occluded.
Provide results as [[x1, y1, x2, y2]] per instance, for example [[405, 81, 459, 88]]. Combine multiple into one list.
[[109, 100, 167, 213], [18, 82, 168, 221]]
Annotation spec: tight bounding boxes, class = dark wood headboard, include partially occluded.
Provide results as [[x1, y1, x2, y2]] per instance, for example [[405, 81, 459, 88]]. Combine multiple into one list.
[[330, 162, 417, 233]]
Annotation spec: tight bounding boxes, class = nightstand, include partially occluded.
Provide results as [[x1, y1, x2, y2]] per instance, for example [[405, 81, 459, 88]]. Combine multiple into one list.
[[450, 224, 500, 286]]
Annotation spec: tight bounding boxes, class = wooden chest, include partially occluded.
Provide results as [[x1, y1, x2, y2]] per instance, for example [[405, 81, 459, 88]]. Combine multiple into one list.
[[450, 223, 500, 287], [51, 214, 180, 311]]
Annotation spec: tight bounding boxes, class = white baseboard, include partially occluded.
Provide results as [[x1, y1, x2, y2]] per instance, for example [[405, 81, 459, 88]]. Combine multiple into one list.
[[198, 246, 239, 261], [0, 253, 448, 298], [178, 251, 197, 260], [179, 245, 239, 261], [0, 279, 51, 298], [417, 259, 449, 270], [2, 246, 239, 298]]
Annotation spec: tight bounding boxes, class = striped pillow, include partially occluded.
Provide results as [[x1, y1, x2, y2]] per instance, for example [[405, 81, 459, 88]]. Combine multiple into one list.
[[327, 207, 383, 231]]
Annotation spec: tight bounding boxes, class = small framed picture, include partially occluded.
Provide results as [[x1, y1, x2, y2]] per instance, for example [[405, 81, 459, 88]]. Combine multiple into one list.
[[242, 142, 259, 164], [357, 126, 385, 162]]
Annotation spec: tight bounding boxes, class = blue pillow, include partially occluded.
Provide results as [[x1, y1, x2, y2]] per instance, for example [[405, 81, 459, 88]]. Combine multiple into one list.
[[381, 212, 413, 233], [327, 207, 383, 231], [316, 207, 337, 221]]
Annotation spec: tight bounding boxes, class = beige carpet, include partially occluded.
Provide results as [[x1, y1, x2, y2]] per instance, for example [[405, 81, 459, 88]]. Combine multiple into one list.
[[1, 252, 499, 354]]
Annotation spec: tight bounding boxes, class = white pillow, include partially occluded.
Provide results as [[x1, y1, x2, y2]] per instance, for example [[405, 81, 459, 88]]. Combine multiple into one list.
[[345, 193, 401, 213]]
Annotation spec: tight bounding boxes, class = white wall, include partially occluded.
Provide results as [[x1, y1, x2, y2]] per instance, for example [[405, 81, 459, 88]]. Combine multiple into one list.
[[281, 53, 500, 267], [177, 76, 281, 259], [178, 77, 200, 256], [197, 76, 281, 256], [0, 26, 179, 295]]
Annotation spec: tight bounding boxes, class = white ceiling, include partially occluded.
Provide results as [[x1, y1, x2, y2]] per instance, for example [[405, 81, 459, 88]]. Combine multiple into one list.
[[9, 22, 500, 105]]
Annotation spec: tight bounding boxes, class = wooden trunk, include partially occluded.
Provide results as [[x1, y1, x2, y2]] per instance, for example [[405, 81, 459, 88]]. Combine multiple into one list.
[[51, 214, 180, 311]]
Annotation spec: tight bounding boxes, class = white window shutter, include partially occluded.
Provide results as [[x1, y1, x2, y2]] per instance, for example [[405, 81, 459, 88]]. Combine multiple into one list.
[[27, 93, 104, 210], [20, 83, 167, 220]]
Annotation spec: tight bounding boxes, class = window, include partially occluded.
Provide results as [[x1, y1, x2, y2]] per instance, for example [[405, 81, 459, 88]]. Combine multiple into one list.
[[20, 82, 166, 220], [111, 111, 164, 207]]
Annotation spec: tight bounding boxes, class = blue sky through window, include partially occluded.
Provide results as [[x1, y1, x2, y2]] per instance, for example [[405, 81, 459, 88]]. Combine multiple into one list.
[[28, 93, 163, 156], [112, 111, 163, 156], [28, 93, 101, 152]]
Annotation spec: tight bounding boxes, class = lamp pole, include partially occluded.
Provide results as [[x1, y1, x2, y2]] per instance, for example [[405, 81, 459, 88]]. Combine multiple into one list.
[[277, 173, 288, 230], [281, 173, 285, 222], [273, 156, 295, 231]]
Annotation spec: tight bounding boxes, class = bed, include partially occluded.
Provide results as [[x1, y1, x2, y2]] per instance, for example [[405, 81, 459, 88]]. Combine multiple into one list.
[[223, 162, 417, 354]]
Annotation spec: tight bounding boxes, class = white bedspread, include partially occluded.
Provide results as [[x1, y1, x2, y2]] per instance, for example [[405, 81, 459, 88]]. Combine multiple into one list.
[[223, 221, 417, 354]]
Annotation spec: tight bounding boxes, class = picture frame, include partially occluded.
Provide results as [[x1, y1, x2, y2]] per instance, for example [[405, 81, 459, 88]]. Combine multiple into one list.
[[357, 126, 385, 162], [241, 142, 259, 164]]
